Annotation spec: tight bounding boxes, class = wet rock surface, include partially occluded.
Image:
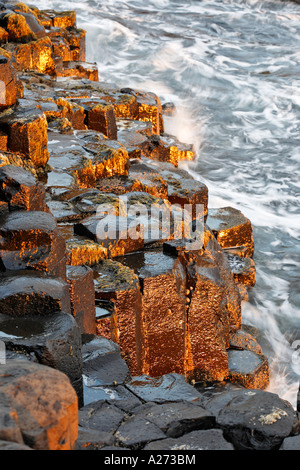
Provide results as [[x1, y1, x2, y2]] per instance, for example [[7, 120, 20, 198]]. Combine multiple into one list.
[[0, 0, 299, 453]]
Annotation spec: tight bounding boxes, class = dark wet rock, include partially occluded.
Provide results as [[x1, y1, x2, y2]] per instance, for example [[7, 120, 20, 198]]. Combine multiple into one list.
[[0, 165, 49, 212], [162, 102, 176, 116], [78, 400, 125, 434], [125, 373, 202, 403], [0, 311, 83, 404], [115, 415, 166, 449], [157, 160, 208, 218], [0, 360, 78, 450], [144, 428, 235, 450], [0, 271, 71, 316], [225, 252, 256, 286], [46, 199, 83, 223], [76, 427, 114, 450], [83, 382, 141, 407], [132, 401, 215, 438], [212, 388, 296, 450], [206, 206, 255, 257], [81, 334, 131, 387], [280, 434, 300, 450], [66, 265, 96, 334], [227, 349, 269, 389]]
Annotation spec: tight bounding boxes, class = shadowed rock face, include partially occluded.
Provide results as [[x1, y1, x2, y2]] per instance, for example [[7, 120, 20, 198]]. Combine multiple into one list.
[[0, 271, 71, 316]]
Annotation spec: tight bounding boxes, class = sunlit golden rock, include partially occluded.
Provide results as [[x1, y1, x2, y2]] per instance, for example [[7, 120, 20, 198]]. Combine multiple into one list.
[[0, 360, 78, 450], [93, 259, 144, 375], [0, 151, 37, 176], [50, 36, 72, 62], [75, 141, 129, 187], [1, 106, 49, 168], [120, 88, 164, 135], [55, 97, 86, 130], [0, 210, 67, 279], [0, 55, 18, 110], [0, 131, 8, 151], [8, 36, 55, 74], [229, 329, 263, 355], [205, 232, 242, 332], [63, 27, 86, 62], [121, 250, 187, 377], [183, 251, 230, 383], [71, 98, 117, 139], [0, 27, 9, 43], [206, 206, 255, 257], [56, 61, 98, 81], [147, 134, 196, 167], [128, 160, 168, 199], [38, 10, 77, 29], [4, 12, 37, 43], [0, 165, 49, 212], [66, 236, 108, 266]]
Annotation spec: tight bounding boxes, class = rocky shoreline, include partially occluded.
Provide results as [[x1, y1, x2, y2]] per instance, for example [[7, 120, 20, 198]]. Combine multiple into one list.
[[0, 1, 299, 451]]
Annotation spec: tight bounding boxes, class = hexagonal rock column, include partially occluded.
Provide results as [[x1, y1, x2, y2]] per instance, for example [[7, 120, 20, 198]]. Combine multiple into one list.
[[0, 211, 67, 280], [206, 206, 255, 257], [0, 165, 49, 212], [120, 88, 164, 135], [74, 141, 129, 188], [183, 250, 230, 383], [66, 265, 96, 335], [0, 105, 50, 169], [0, 360, 78, 450], [11, 37, 55, 75], [71, 98, 117, 139], [93, 259, 144, 376], [227, 349, 269, 389], [122, 250, 188, 377], [0, 55, 17, 111], [205, 232, 242, 331]]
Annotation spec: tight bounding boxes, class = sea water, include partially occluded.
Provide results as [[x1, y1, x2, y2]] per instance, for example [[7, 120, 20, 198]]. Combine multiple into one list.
[[38, 0, 300, 407]]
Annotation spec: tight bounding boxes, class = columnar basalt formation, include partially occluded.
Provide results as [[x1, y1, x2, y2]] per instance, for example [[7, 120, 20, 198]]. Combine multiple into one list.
[[1, 1, 296, 452]]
